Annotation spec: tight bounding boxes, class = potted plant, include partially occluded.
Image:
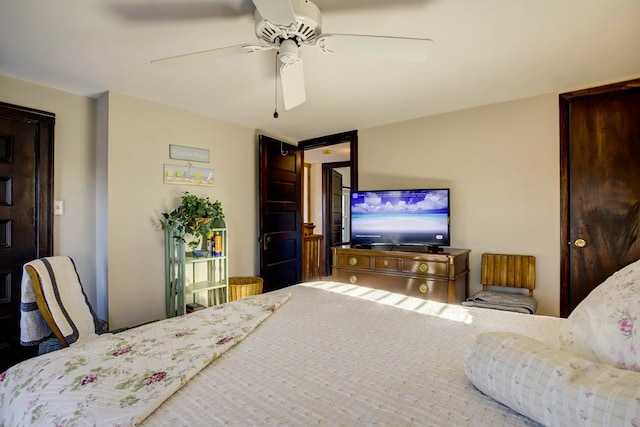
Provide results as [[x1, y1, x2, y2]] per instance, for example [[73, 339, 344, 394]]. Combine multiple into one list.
[[161, 192, 225, 254]]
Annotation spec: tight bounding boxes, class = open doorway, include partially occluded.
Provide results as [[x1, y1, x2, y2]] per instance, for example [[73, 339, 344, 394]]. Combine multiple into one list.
[[299, 131, 358, 276], [321, 161, 349, 274]]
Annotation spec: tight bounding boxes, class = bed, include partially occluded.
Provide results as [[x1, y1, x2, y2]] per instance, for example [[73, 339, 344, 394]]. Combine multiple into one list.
[[2, 277, 640, 426]]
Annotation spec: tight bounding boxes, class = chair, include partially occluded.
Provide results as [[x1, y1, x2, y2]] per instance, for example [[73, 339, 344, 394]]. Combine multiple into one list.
[[462, 253, 537, 314], [20, 256, 104, 353]]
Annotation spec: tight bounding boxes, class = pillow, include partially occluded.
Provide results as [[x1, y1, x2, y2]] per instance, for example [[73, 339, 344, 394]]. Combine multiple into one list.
[[556, 258, 640, 371], [465, 331, 640, 426]]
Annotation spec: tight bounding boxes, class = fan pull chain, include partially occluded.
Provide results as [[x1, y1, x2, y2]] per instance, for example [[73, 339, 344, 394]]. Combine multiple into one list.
[[273, 52, 279, 119]]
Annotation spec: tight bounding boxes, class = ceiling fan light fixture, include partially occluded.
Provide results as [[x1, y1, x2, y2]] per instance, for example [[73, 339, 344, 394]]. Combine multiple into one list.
[[151, 0, 434, 111], [279, 38, 299, 64], [254, 0, 322, 46]]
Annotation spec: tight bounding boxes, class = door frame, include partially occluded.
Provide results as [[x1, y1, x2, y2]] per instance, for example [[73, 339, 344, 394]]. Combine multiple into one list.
[[298, 130, 358, 192], [559, 78, 640, 317], [299, 130, 358, 277]]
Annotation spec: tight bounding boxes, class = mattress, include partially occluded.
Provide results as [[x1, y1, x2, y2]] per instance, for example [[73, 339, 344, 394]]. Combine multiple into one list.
[[142, 281, 564, 426]]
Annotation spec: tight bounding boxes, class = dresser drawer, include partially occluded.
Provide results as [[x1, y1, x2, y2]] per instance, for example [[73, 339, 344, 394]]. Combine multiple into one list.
[[405, 278, 448, 302], [373, 257, 400, 271], [401, 259, 448, 277], [333, 270, 387, 287], [333, 270, 449, 302], [333, 270, 401, 289], [335, 253, 371, 269]]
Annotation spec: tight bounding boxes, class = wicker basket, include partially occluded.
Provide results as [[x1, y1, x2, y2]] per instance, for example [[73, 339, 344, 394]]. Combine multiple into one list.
[[228, 276, 263, 302]]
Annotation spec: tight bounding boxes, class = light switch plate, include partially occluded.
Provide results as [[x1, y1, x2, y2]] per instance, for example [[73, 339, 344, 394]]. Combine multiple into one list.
[[54, 200, 64, 215]]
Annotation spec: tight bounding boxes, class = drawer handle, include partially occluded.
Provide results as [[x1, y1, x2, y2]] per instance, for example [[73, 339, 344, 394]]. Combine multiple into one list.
[[349, 275, 358, 284], [383, 260, 389, 266], [419, 283, 428, 293], [349, 257, 358, 266], [419, 263, 429, 273]]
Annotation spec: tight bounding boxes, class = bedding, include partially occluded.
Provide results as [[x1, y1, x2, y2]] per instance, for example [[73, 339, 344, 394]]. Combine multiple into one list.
[[1, 293, 290, 426], [556, 258, 640, 371], [1, 281, 566, 426], [461, 290, 538, 314], [20, 256, 101, 346], [466, 332, 640, 426]]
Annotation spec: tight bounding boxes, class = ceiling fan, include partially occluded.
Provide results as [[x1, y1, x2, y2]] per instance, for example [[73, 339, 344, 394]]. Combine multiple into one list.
[[151, 0, 433, 111]]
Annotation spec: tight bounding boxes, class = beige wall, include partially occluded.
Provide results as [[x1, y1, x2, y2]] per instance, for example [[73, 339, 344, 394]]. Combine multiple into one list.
[[6, 71, 637, 320], [100, 92, 257, 328], [309, 164, 323, 232], [1, 75, 259, 329], [359, 94, 560, 316], [0, 74, 98, 305], [334, 167, 350, 188], [0, 73, 569, 320]]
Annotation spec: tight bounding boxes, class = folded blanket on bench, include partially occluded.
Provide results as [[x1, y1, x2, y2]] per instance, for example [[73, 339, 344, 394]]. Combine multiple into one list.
[[20, 256, 101, 346], [461, 290, 537, 314]]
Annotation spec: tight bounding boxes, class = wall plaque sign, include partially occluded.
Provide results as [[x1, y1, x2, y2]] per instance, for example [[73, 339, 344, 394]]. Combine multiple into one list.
[[169, 145, 210, 163]]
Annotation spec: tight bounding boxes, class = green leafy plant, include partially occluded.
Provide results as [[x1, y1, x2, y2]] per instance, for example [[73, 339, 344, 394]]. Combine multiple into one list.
[[161, 192, 224, 249]]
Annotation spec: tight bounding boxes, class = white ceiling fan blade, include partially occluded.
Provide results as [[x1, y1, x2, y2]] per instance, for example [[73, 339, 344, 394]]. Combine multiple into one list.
[[280, 58, 306, 110], [316, 34, 433, 62], [151, 44, 272, 65], [252, 0, 296, 26]]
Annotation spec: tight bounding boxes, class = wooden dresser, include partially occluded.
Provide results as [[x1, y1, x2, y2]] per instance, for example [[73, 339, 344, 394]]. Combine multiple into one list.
[[332, 246, 470, 304]]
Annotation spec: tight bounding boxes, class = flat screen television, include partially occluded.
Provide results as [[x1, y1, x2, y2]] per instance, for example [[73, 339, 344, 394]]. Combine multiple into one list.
[[350, 188, 450, 251]]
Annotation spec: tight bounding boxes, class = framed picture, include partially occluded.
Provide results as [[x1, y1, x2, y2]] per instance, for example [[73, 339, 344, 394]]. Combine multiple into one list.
[[164, 163, 214, 187]]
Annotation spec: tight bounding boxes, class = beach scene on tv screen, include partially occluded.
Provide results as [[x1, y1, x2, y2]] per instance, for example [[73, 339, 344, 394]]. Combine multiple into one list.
[[351, 190, 449, 243]]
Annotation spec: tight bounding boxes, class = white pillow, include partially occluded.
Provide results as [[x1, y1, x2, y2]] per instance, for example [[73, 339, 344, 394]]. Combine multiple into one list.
[[466, 332, 640, 426], [556, 258, 640, 371]]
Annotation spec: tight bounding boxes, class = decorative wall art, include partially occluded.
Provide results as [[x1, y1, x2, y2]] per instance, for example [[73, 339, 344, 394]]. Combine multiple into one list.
[[164, 163, 215, 187], [169, 145, 210, 163]]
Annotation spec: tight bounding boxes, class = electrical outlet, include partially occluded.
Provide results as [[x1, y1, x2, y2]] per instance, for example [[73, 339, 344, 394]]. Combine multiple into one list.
[[54, 200, 64, 215]]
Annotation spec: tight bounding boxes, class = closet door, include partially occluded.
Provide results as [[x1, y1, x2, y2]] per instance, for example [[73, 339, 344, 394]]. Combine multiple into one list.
[[0, 102, 54, 370], [560, 79, 640, 316]]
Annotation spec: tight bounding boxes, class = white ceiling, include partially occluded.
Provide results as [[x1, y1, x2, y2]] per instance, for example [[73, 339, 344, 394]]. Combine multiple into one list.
[[1, 1, 639, 142]]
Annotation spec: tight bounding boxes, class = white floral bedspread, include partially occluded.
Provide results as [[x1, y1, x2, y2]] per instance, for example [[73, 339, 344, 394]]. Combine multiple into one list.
[[0, 292, 290, 427]]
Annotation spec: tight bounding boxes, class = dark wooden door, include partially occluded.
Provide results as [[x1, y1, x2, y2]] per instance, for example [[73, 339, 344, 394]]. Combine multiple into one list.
[[321, 162, 348, 276], [258, 135, 302, 292], [327, 168, 343, 275], [0, 102, 54, 370], [560, 79, 640, 317], [330, 169, 343, 245]]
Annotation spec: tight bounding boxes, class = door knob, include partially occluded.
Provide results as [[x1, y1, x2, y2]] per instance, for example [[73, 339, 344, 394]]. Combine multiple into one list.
[[259, 235, 272, 250], [574, 238, 587, 248]]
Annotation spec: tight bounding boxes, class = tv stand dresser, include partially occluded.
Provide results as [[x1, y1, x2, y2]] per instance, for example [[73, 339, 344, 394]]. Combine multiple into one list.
[[332, 246, 470, 304]]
